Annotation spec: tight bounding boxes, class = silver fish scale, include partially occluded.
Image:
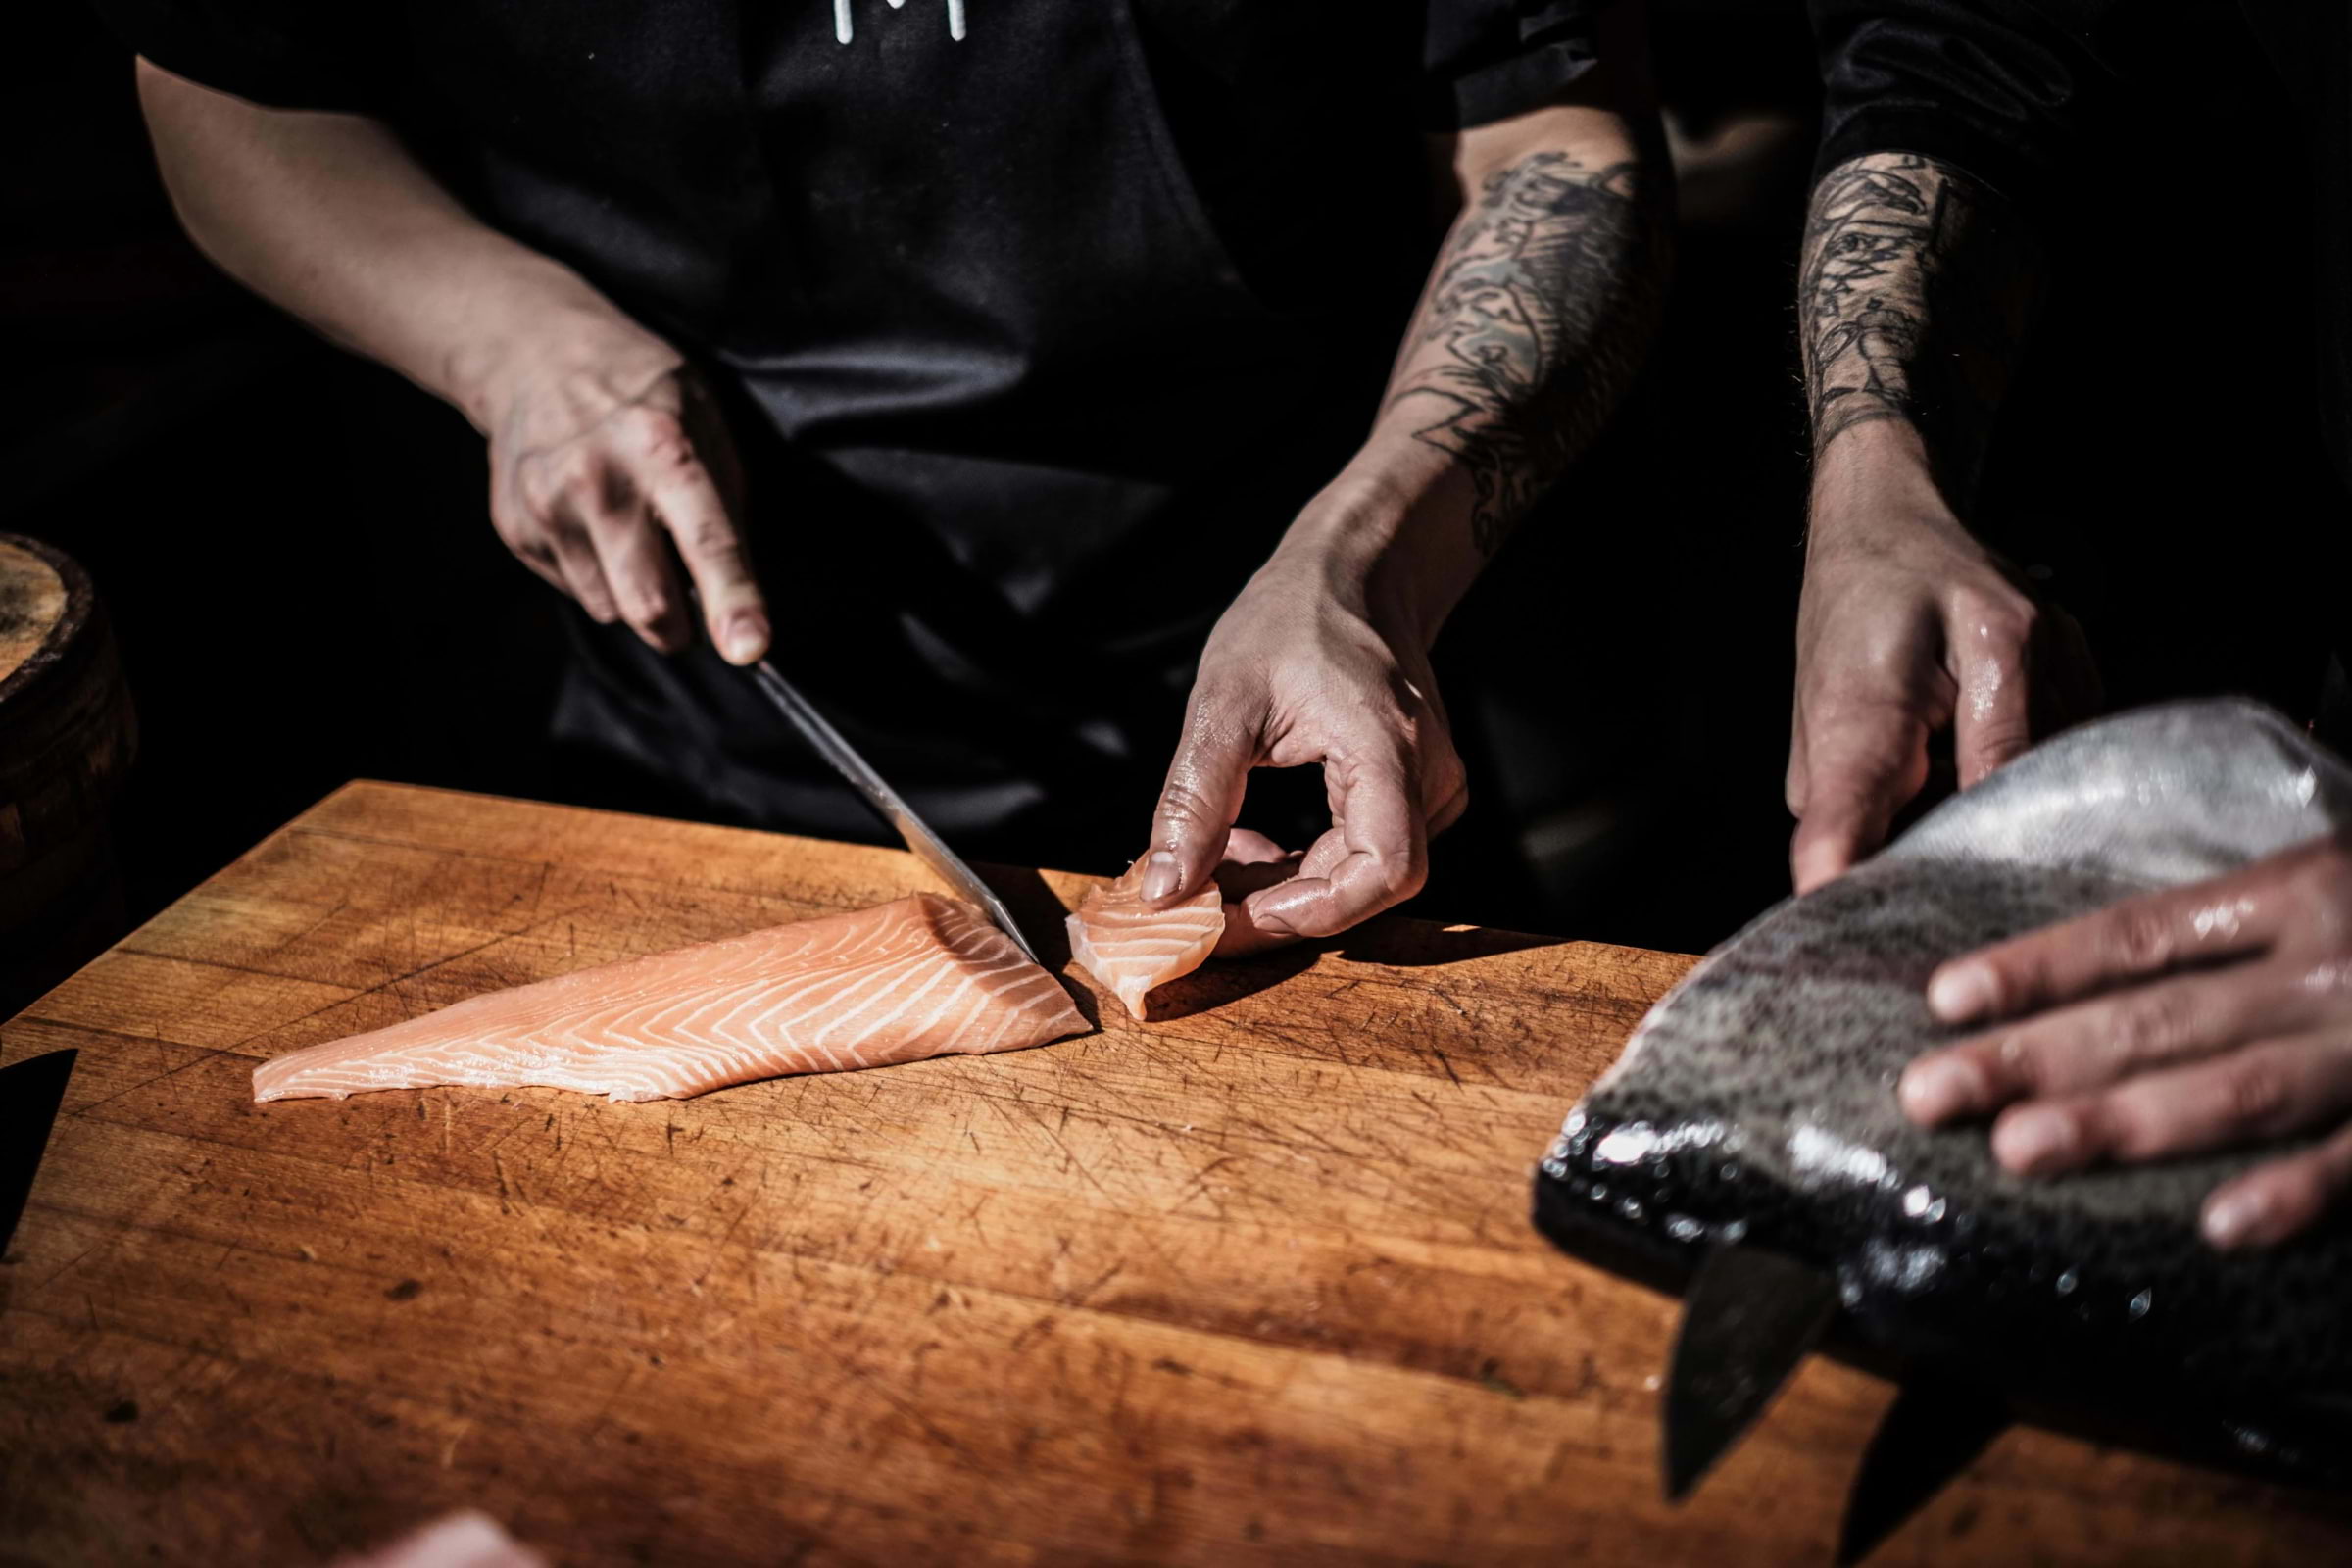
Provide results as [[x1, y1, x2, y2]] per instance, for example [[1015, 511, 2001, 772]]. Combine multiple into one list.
[[1540, 700, 2352, 1402]]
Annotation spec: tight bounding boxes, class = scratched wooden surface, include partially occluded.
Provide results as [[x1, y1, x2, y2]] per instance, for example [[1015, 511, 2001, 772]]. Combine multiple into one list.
[[2, 781, 2347, 1566]]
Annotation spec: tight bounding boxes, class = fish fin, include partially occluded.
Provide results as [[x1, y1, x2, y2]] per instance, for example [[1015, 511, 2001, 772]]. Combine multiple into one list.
[[1663, 1245, 1838, 1502], [1836, 1372, 2011, 1565]]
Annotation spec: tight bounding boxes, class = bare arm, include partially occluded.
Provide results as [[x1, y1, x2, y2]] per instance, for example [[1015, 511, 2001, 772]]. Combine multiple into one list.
[[1143, 88, 1669, 944], [135, 59, 769, 661]]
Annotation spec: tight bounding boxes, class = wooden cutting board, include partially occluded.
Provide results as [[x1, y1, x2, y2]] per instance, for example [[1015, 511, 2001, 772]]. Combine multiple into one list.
[[2, 781, 2345, 1565]]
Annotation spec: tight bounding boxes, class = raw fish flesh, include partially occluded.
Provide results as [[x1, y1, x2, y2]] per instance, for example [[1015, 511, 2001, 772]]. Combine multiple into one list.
[[255, 894, 1087, 1103], [1066, 861, 1223, 1020], [1538, 702, 2352, 1451]]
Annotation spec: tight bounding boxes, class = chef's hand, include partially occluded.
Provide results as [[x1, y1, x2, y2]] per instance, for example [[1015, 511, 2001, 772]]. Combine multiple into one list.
[[484, 331, 768, 663], [125, 67, 769, 663], [1142, 519, 1469, 956], [1790, 461, 2096, 893], [1899, 834, 2352, 1250]]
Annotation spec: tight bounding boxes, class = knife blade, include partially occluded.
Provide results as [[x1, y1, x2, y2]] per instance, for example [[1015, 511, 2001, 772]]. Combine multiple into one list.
[[1662, 1244, 1840, 1501], [0, 1048, 76, 1256], [746, 658, 1044, 965]]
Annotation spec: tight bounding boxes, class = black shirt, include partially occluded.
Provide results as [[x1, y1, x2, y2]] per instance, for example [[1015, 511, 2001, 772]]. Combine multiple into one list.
[[1810, 0, 2352, 494], [95, 1, 1606, 846]]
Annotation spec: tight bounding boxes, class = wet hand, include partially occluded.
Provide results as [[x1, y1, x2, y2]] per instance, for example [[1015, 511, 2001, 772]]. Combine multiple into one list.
[[1789, 498, 2095, 893], [485, 333, 767, 663], [1900, 835, 2352, 1250], [1141, 546, 1468, 956]]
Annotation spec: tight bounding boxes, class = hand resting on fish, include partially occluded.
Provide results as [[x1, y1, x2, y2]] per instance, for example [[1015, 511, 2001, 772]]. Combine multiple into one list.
[[1902, 830, 2352, 1250], [1537, 702, 2352, 1424]]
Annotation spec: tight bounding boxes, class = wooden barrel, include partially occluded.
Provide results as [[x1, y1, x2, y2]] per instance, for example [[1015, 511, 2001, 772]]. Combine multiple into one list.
[[0, 534, 136, 1013]]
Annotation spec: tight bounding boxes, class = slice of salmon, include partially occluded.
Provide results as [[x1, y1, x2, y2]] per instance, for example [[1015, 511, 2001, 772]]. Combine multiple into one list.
[[253, 893, 1087, 1104], [1064, 861, 1224, 1020]]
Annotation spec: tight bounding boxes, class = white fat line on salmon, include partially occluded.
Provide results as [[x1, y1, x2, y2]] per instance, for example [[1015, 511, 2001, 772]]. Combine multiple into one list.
[[836, 0, 966, 45]]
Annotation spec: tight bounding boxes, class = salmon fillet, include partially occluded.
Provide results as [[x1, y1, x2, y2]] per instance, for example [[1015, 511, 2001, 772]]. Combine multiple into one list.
[[253, 894, 1087, 1103], [1064, 862, 1223, 1020]]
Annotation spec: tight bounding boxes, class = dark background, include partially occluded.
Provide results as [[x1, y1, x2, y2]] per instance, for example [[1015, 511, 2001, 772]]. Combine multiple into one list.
[[5, 0, 2340, 1000]]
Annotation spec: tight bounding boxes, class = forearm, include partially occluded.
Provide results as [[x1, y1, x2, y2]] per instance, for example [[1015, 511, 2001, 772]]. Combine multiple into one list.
[[1800, 151, 2040, 529], [135, 58, 668, 431], [1276, 106, 1667, 647]]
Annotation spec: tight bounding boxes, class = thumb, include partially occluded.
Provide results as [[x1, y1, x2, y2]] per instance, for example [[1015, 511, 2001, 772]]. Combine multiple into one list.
[[1143, 683, 1261, 903]]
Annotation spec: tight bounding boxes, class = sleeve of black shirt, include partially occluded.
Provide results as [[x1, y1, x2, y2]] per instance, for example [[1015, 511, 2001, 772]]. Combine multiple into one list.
[[88, 0, 386, 114], [1424, 0, 1607, 129], [1811, 0, 2150, 218]]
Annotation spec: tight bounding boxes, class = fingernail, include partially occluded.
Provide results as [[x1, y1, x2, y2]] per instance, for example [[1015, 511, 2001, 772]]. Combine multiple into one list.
[[2203, 1190, 2270, 1250], [1927, 962, 1997, 1023], [1993, 1107, 2073, 1174], [1140, 852, 1182, 902], [721, 611, 768, 665], [1898, 1056, 1981, 1123]]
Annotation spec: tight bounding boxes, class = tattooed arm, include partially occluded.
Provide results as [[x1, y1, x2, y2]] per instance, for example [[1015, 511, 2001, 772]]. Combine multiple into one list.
[[1788, 151, 2096, 891], [1377, 139, 1664, 571], [1801, 152, 2034, 504], [1137, 96, 1668, 947]]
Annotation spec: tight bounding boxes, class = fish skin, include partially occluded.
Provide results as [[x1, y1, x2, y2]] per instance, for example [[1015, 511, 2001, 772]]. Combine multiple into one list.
[[1537, 701, 2352, 1415], [1065, 861, 1224, 1020], [253, 894, 1088, 1104]]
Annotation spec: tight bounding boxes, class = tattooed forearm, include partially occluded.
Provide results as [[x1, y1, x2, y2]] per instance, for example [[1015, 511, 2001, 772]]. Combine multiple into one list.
[[1381, 151, 1664, 557], [1800, 151, 2039, 503]]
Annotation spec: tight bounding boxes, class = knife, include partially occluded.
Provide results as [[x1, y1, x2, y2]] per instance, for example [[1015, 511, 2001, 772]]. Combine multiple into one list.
[[0, 1048, 76, 1256], [1662, 1244, 1840, 1500], [745, 657, 1044, 965]]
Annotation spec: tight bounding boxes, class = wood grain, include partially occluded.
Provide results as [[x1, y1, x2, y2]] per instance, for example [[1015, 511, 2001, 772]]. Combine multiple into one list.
[[0, 538, 66, 687], [2, 781, 2345, 1565], [0, 532, 137, 1018]]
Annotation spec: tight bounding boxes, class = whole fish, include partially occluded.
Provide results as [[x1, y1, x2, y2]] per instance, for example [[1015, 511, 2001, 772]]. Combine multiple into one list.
[[1536, 701, 2352, 1486]]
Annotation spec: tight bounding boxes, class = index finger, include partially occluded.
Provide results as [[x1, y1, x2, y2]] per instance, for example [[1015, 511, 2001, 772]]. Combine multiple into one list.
[[1786, 693, 1812, 817], [1143, 682, 1262, 904], [627, 421, 767, 665], [1924, 858, 2291, 1026], [1239, 752, 1425, 941]]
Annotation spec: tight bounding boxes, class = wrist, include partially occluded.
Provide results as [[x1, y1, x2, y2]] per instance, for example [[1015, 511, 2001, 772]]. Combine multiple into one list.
[[1808, 419, 1967, 546], [1263, 465, 1465, 652], [444, 295, 680, 436], [1277, 437, 1502, 643]]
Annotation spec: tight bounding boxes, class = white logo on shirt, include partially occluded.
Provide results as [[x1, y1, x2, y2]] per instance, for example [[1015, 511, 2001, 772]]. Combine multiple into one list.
[[835, 0, 966, 44]]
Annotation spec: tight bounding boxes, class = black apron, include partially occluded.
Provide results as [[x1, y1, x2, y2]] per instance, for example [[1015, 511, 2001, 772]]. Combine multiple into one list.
[[89, 0, 1599, 865], [530, 1, 1422, 859]]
